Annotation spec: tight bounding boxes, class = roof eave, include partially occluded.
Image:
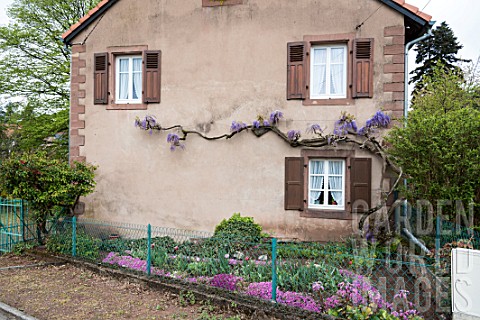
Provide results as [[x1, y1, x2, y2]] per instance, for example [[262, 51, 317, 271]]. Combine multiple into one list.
[[378, 0, 430, 32], [62, 0, 120, 46]]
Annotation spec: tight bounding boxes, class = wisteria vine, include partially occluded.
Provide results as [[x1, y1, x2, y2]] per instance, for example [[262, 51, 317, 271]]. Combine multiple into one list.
[[134, 109, 404, 231]]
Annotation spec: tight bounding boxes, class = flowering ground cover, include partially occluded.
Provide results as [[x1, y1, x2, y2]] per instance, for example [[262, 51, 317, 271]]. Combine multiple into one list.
[[101, 249, 424, 320], [45, 221, 432, 319]]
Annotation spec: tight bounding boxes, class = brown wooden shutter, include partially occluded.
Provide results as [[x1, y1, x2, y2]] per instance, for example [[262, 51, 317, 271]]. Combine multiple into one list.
[[143, 50, 161, 103], [350, 158, 372, 213], [287, 42, 307, 100], [352, 38, 374, 98], [93, 53, 108, 104], [285, 157, 304, 210]]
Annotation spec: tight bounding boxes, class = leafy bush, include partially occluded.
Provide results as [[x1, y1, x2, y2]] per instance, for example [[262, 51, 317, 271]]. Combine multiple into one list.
[[213, 213, 263, 243], [98, 238, 131, 253], [46, 228, 100, 260], [276, 261, 343, 294], [0, 152, 96, 239]]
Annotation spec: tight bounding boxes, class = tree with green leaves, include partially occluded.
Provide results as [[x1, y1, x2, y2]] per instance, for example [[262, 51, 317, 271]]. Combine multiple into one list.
[[410, 21, 469, 95], [0, 152, 96, 241], [0, 0, 100, 158], [1, 102, 69, 160], [388, 65, 480, 219]]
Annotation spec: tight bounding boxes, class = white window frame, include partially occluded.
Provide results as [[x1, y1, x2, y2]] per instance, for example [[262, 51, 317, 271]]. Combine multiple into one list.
[[115, 55, 142, 104], [308, 159, 345, 210], [310, 44, 347, 99]]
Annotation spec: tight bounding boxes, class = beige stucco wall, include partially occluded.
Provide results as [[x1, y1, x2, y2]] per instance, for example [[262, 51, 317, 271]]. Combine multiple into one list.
[[71, 0, 404, 241]]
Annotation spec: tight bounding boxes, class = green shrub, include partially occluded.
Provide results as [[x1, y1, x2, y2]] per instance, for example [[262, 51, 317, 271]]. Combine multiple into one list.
[[46, 228, 100, 260], [214, 213, 262, 243], [277, 261, 343, 294]]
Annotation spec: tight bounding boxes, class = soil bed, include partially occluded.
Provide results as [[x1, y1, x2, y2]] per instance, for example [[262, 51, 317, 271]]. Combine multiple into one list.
[[0, 253, 261, 320]]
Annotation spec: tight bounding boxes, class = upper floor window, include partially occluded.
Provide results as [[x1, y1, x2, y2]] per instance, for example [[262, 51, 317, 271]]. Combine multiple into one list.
[[93, 49, 161, 109], [286, 36, 373, 105], [116, 56, 142, 104], [310, 44, 347, 99]]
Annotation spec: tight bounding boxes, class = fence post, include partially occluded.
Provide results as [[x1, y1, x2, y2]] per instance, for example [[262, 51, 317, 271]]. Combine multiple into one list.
[[271, 238, 277, 303], [435, 215, 441, 270], [147, 224, 151, 276], [20, 200, 26, 242], [72, 216, 77, 257]]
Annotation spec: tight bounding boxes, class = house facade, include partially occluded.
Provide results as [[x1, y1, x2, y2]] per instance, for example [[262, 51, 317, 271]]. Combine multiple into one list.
[[62, 0, 431, 241]]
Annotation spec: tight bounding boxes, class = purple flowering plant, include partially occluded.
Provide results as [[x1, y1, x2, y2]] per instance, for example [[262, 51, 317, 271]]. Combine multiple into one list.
[[135, 115, 159, 135], [269, 110, 283, 126], [358, 110, 391, 136], [230, 121, 247, 133], [287, 130, 301, 141], [210, 274, 244, 291], [166, 133, 185, 151], [333, 112, 358, 136], [306, 123, 323, 135], [323, 270, 422, 319]]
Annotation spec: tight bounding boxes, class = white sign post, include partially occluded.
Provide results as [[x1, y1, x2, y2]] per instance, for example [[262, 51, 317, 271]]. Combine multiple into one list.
[[452, 248, 480, 319]]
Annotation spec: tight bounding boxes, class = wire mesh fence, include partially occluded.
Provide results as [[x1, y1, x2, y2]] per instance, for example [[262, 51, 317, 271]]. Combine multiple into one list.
[[44, 217, 453, 319], [437, 218, 479, 248], [0, 198, 37, 253]]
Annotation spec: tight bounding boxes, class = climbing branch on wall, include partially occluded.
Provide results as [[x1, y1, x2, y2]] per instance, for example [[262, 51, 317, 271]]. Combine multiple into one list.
[[134, 110, 404, 233]]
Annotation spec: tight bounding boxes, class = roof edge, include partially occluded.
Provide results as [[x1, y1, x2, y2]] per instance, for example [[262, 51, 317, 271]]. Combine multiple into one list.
[[62, 0, 432, 46], [379, 0, 432, 27], [62, 0, 120, 45]]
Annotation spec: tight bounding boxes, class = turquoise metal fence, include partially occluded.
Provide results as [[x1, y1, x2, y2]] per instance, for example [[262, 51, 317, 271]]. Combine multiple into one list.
[[0, 198, 37, 253], [45, 217, 451, 319], [437, 216, 480, 248]]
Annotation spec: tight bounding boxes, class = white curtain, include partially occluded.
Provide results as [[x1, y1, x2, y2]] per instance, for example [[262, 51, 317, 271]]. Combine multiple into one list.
[[330, 48, 345, 95], [310, 161, 324, 205], [312, 48, 326, 96], [119, 59, 129, 99], [328, 161, 343, 205], [132, 58, 142, 100]]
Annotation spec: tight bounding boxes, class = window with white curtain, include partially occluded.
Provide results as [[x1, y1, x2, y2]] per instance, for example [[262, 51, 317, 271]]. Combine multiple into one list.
[[310, 44, 347, 99], [308, 159, 345, 210], [115, 55, 142, 103]]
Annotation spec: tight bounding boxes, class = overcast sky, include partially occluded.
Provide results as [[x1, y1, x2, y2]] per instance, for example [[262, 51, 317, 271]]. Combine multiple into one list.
[[0, 0, 479, 62]]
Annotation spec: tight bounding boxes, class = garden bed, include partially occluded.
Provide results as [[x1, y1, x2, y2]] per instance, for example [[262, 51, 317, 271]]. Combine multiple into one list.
[[0, 252, 289, 320]]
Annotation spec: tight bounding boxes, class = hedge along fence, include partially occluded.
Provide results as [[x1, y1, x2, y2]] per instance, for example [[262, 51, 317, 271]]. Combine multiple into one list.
[[45, 217, 451, 320]]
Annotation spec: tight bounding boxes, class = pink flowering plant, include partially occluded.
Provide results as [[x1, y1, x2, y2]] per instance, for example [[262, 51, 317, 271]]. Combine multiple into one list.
[[322, 270, 422, 320]]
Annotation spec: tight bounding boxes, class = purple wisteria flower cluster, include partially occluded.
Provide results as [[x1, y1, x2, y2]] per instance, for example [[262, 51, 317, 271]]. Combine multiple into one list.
[[306, 124, 323, 135], [358, 110, 391, 135], [134, 109, 392, 151], [252, 119, 270, 128], [287, 130, 301, 141], [230, 121, 247, 133], [269, 110, 283, 126], [134, 115, 158, 135], [333, 112, 358, 136], [166, 133, 185, 151]]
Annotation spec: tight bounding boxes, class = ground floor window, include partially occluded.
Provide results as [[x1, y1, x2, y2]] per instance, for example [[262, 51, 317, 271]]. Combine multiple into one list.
[[308, 159, 345, 210]]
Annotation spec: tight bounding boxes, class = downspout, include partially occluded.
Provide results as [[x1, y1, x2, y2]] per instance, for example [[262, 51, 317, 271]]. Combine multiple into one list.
[[62, 38, 72, 165], [401, 23, 434, 256], [404, 23, 434, 120]]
